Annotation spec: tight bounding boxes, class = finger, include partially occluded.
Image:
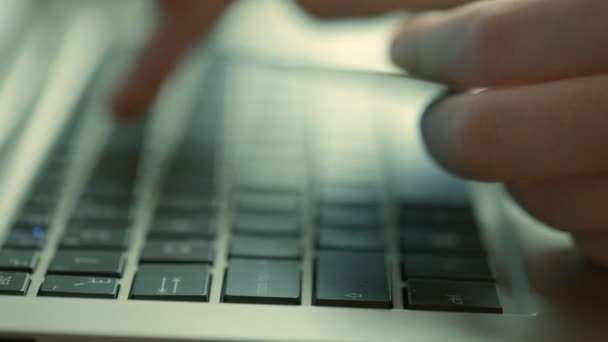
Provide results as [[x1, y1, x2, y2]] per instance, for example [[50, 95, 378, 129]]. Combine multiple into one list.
[[391, 0, 608, 88], [507, 174, 608, 235], [421, 74, 608, 181], [112, 0, 228, 120], [575, 236, 608, 268], [297, 0, 473, 18]]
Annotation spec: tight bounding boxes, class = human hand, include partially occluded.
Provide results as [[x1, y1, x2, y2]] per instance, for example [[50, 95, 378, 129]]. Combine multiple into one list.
[[112, 0, 229, 120], [112, 0, 608, 266], [388, 0, 608, 266], [112, 0, 470, 119]]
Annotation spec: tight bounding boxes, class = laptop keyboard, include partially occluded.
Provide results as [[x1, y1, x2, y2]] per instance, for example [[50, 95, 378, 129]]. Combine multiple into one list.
[[0, 64, 503, 315]]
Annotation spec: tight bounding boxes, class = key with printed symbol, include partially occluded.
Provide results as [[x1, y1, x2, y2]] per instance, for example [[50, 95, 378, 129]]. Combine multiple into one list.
[[318, 228, 385, 251], [140, 240, 214, 263], [315, 250, 391, 308], [406, 279, 502, 313], [149, 219, 216, 238], [317, 186, 382, 208], [60, 228, 129, 250], [318, 207, 383, 229], [156, 194, 215, 210], [403, 254, 493, 281], [48, 250, 125, 277], [0, 271, 30, 295], [236, 193, 300, 215], [72, 202, 131, 221], [399, 205, 478, 231], [230, 236, 300, 259], [237, 175, 303, 194], [130, 264, 211, 301], [0, 249, 39, 272], [401, 231, 483, 254], [39, 275, 119, 298], [154, 204, 215, 220], [156, 196, 216, 212], [234, 213, 299, 236], [223, 258, 300, 305]]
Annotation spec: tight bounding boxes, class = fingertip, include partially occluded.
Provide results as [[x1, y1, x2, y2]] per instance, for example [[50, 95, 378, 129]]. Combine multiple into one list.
[[111, 82, 152, 121], [419, 94, 466, 178], [390, 13, 443, 80], [390, 21, 417, 73]]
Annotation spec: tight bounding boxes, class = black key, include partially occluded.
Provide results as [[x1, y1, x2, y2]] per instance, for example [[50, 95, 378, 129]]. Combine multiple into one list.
[[0, 272, 30, 295], [318, 228, 385, 251], [406, 279, 502, 313], [72, 202, 132, 221], [80, 187, 134, 203], [20, 197, 56, 214], [0, 250, 39, 272], [237, 174, 303, 194], [29, 177, 63, 196], [155, 201, 216, 218], [161, 179, 216, 196], [39, 275, 119, 299], [130, 264, 211, 301], [236, 193, 300, 215], [82, 182, 135, 201], [153, 207, 214, 223], [231, 236, 300, 259], [60, 228, 129, 250], [3, 227, 46, 249], [140, 240, 214, 263], [17, 208, 54, 226], [48, 250, 125, 277], [67, 218, 131, 231], [156, 196, 218, 212], [315, 168, 379, 186], [69, 216, 132, 228], [318, 207, 383, 229], [401, 231, 483, 254], [223, 258, 300, 305], [400, 205, 477, 231], [317, 186, 381, 208], [156, 194, 215, 211], [403, 255, 493, 281], [315, 250, 391, 308], [149, 219, 215, 238], [234, 214, 299, 236]]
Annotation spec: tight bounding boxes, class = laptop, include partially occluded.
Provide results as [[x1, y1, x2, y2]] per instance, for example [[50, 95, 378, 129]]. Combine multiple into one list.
[[0, 1, 606, 341]]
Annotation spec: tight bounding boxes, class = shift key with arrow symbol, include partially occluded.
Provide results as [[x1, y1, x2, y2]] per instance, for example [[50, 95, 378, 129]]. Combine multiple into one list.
[[130, 265, 211, 301]]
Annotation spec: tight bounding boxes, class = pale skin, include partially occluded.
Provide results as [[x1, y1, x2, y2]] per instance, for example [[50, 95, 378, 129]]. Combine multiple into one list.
[[113, 0, 608, 267]]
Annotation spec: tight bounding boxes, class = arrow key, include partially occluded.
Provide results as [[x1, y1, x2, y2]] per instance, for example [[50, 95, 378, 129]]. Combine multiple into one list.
[[130, 264, 211, 301]]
